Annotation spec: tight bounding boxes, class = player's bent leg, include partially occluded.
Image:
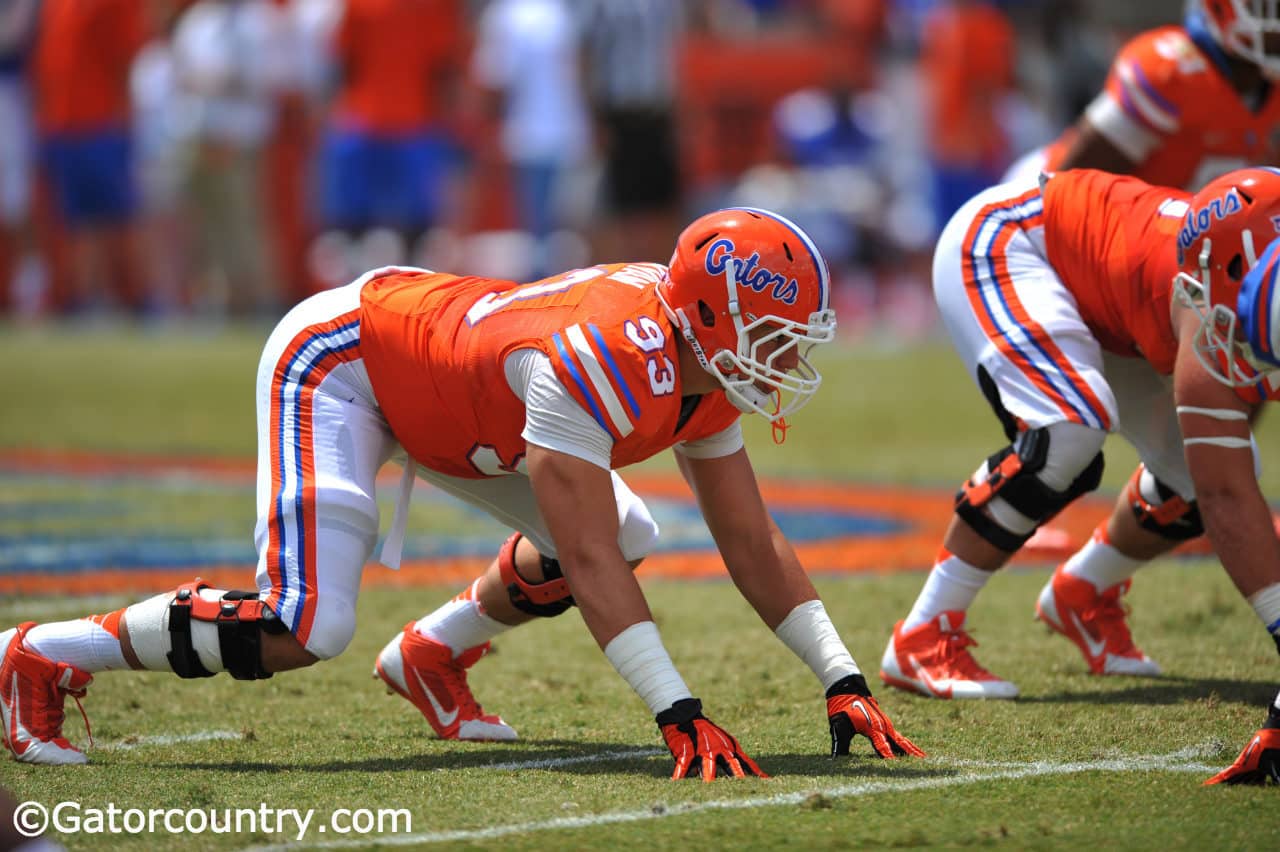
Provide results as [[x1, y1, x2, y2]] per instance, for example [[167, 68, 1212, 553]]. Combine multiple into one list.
[[1036, 464, 1191, 676], [119, 579, 307, 680], [883, 422, 1107, 700]]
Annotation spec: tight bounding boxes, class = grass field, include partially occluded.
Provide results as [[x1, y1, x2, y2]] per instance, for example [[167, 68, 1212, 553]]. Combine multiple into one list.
[[1, 324, 1279, 850]]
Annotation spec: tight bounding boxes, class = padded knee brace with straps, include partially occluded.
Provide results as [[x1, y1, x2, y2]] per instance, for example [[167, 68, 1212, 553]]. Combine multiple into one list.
[[498, 533, 575, 618], [955, 427, 1105, 552], [167, 579, 289, 680], [1124, 464, 1204, 541]]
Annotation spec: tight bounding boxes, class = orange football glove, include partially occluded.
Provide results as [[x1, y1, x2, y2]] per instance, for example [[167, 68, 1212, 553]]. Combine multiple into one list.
[[656, 698, 768, 781], [1204, 727, 1280, 786], [827, 674, 925, 759]]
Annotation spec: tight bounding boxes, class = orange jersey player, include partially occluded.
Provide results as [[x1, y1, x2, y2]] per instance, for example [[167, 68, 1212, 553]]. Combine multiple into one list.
[[877, 167, 1280, 785], [0, 208, 923, 779], [1005, 1, 1280, 190]]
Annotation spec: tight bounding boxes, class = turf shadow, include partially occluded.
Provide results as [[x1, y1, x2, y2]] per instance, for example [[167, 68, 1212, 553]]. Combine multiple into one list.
[[1017, 675, 1275, 707], [154, 741, 953, 781]]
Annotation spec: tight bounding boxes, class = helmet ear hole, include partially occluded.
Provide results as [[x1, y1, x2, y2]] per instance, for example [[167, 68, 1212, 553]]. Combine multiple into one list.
[[1228, 254, 1245, 281], [697, 300, 716, 327]]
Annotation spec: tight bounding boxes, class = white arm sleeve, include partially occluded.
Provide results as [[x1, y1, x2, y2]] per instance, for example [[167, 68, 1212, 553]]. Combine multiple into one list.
[[1084, 90, 1163, 164], [505, 348, 614, 470], [674, 420, 744, 459]]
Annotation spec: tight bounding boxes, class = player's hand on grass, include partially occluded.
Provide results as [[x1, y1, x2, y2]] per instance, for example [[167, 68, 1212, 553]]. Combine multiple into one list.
[[1204, 728, 1280, 786], [656, 698, 768, 781], [827, 674, 925, 759]]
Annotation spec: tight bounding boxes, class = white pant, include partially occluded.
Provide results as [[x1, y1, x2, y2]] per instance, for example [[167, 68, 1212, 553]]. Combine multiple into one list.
[[933, 177, 1198, 500], [252, 276, 658, 659], [999, 146, 1047, 186]]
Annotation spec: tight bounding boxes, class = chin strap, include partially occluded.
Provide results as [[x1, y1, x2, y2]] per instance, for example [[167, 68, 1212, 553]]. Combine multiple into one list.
[[770, 391, 789, 444]]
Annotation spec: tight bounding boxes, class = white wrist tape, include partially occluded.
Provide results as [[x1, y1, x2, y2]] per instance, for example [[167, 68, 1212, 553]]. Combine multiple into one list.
[[603, 621, 692, 715], [774, 599, 860, 691], [1175, 406, 1248, 421], [1248, 582, 1280, 635], [1183, 436, 1253, 449]]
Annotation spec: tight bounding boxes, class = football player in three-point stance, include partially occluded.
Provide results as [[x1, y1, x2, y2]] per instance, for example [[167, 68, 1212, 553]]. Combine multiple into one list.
[[0, 208, 922, 777], [874, 166, 1280, 784], [1004, 0, 1280, 190]]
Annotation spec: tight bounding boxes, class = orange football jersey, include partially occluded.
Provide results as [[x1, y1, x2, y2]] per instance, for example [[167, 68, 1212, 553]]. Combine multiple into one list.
[[357, 264, 740, 478], [1042, 25, 1280, 190], [1041, 170, 1188, 374], [1041, 169, 1280, 404]]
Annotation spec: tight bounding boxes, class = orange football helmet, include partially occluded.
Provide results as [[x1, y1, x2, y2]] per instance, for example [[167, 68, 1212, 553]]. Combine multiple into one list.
[[657, 207, 836, 420], [1173, 167, 1280, 385], [1202, 0, 1280, 78]]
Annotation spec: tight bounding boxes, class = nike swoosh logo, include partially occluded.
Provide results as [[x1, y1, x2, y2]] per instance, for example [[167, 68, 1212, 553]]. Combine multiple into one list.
[[1244, 736, 1261, 763], [413, 670, 458, 727], [907, 654, 953, 699], [848, 699, 875, 728], [1067, 610, 1108, 660], [6, 672, 30, 755]]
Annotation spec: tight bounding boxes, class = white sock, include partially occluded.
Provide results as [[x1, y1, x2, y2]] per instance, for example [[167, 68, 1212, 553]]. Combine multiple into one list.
[[415, 581, 510, 658], [1247, 583, 1280, 636], [903, 550, 994, 630], [23, 614, 128, 673], [1062, 526, 1143, 592]]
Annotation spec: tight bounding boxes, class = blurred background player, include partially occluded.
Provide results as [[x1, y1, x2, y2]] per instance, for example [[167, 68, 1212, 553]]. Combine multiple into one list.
[[879, 168, 1280, 706], [578, 0, 686, 266], [32, 0, 152, 315], [1004, 0, 1280, 189], [469, 0, 590, 282], [0, 208, 922, 778], [313, 0, 466, 288], [0, 0, 41, 317], [919, 0, 1016, 228], [170, 0, 280, 318]]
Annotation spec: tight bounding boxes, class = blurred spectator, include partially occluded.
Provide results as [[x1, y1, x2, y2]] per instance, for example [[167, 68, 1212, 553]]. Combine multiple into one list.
[[471, 0, 590, 281], [170, 0, 279, 317], [579, 0, 686, 265], [260, 0, 341, 307], [314, 0, 467, 288], [131, 4, 188, 314], [0, 0, 42, 316], [33, 0, 152, 315], [919, 0, 1015, 230]]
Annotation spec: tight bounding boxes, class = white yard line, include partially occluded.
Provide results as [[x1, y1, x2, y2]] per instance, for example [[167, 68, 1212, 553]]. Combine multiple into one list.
[[100, 731, 243, 750], [239, 747, 1223, 851]]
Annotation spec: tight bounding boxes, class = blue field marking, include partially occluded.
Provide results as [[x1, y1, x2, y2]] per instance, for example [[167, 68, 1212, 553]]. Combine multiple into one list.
[[0, 502, 905, 574], [0, 468, 905, 574]]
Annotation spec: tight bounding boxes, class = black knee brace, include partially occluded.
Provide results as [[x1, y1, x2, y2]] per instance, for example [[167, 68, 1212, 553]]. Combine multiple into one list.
[[1124, 465, 1204, 541], [167, 579, 289, 680], [955, 427, 1105, 552], [498, 533, 575, 618]]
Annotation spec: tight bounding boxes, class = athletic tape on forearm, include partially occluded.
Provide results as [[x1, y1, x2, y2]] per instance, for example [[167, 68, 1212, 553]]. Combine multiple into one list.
[[774, 599, 860, 691], [603, 621, 693, 716], [1248, 582, 1280, 636]]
